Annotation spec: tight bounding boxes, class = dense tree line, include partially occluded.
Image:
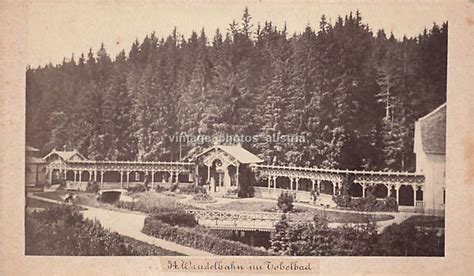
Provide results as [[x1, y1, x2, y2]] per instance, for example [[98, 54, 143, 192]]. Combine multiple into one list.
[[26, 8, 447, 171]]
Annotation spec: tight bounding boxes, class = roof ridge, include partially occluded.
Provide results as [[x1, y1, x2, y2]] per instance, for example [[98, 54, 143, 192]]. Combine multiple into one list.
[[418, 102, 446, 121]]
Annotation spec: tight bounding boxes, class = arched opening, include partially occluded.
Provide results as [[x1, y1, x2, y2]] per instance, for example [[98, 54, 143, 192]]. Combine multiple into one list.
[[103, 171, 120, 182], [255, 175, 268, 188], [320, 180, 334, 195], [80, 171, 90, 182], [374, 184, 389, 199], [350, 183, 363, 197], [66, 170, 75, 181], [196, 164, 208, 185], [227, 165, 237, 187], [295, 178, 310, 192], [162, 172, 171, 183], [128, 171, 144, 183], [416, 186, 424, 201], [178, 172, 191, 183], [276, 176, 290, 190], [398, 185, 414, 206]]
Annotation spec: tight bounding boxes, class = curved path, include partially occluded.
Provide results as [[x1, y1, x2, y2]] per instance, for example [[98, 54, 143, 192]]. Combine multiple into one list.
[[27, 194, 213, 256]]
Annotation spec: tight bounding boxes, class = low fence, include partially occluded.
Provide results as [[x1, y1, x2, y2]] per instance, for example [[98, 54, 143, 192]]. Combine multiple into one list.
[[66, 181, 88, 191], [187, 209, 283, 231]]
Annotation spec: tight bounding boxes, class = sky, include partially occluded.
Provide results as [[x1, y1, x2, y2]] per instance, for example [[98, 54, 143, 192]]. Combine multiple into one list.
[[26, 0, 448, 67]]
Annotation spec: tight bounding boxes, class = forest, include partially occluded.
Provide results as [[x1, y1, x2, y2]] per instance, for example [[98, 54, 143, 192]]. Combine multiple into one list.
[[26, 9, 447, 171]]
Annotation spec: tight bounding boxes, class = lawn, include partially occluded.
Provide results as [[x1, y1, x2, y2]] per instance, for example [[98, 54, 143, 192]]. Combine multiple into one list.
[[403, 215, 445, 228], [211, 199, 394, 224], [34, 190, 185, 213], [26, 197, 60, 209]]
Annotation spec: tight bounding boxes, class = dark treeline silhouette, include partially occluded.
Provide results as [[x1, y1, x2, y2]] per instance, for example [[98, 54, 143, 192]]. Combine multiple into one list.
[[26, 8, 447, 171]]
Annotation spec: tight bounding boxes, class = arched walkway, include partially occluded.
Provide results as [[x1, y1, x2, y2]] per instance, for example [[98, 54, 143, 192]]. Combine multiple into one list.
[[104, 171, 120, 182], [374, 184, 389, 199], [276, 177, 291, 190], [350, 183, 363, 197], [80, 171, 91, 182], [298, 178, 312, 192], [399, 185, 414, 206], [320, 180, 334, 195]]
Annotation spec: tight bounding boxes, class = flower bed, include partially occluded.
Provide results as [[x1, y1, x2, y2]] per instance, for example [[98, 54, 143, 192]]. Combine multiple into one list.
[[142, 216, 272, 256], [148, 211, 198, 227]]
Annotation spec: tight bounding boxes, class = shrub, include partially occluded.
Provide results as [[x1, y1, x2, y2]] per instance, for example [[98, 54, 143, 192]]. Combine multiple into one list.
[[333, 195, 398, 212], [26, 206, 183, 256], [148, 211, 197, 227], [142, 216, 271, 255], [180, 185, 207, 195], [128, 184, 147, 193], [169, 183, 179, 192], [26, 206, 134, 255], [192, 193, 214, 202], [154, 184, 167, 193], [277, 192, 294, 213], [86, 182, 99, 193]]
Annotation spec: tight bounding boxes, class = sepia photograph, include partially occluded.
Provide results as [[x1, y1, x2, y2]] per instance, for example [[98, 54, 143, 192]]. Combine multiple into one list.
[[23, 1, 448, 258]]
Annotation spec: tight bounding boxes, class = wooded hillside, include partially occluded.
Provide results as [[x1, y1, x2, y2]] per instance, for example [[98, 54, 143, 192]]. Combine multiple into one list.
[[26, 9, 447, 171]]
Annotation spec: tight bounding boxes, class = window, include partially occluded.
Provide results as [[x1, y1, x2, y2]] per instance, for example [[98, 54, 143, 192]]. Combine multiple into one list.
[[443, 189, 446, 205]]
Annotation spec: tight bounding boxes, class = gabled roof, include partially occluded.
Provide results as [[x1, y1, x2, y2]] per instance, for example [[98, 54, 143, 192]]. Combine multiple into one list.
[[418, 103, 446, 154], [195, 145, 264, 164], [43, 149, 87, 161]]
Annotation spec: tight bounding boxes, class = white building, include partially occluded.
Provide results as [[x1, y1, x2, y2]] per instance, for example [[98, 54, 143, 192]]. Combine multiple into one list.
[[25, 145, 47, 187], [414, 103, 446, 215]]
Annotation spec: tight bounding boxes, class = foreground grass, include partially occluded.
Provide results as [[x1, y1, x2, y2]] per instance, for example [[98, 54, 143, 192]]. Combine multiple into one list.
[[211, 200, 394, 223], [34, 190, 185, 213]]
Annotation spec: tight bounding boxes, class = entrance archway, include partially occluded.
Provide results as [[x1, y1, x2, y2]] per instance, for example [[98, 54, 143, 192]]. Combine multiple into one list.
[[374, 184, 389, 199], [350, 183, 363, 197], [320, 180, 334, 195], [276, 176, 290, 190], [399, 185, 414, 206]]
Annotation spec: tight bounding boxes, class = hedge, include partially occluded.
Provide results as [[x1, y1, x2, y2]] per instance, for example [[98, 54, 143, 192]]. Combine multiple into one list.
[[148, 211, 198, 227], [333, 194, 398, 212], [142, 216, 272, 255]]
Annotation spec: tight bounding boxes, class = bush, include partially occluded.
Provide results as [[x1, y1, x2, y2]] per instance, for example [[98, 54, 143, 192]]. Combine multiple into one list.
[[269, 215, 444, 256], [192, 193, 214, 202], [277, 192, 294, 213], [154, 184, 167, 193], [333, 195, 398, 212], [169, 183, 179, 192], [26, 206, 183, 256], [180, 185, 207, 195], [86, 182, 99, 193], [148, 211, 197, 227], [142, 216, 271, 255], [375, 220, 444, 256], [128, 184, 147, 193], [26, 206, 134, 255]]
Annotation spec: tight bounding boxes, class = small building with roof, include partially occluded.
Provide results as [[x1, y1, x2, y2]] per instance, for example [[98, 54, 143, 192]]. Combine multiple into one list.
[[414, 103, 446, 215], [25, 145, 47, 187], [194, 145, 264, 196], [43, 148, 87, 184]]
